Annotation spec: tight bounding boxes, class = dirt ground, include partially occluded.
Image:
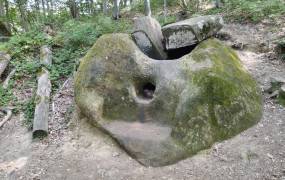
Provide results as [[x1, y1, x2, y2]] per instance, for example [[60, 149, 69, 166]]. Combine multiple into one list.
[[0, 21, 285, 180]]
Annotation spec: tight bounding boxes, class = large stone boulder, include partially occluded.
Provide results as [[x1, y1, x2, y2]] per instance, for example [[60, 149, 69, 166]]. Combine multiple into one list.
[[162, 15, 223, 50], [75, 34, 262, 167], [132, 16, 167, 59]]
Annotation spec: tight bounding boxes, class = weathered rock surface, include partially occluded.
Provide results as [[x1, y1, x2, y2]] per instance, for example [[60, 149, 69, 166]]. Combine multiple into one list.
[[162, 15, 223, 50], [132, 31, 164, 60], [0, 52, 11, 77], [132, 16, 167, 59], [279, 84, 285, 105], [75, 34, 262, 167]]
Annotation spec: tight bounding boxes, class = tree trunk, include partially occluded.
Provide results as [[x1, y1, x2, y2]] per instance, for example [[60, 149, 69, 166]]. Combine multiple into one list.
[[33, 45, 52, 138], [112, 0, 120, 20], [144, 0, 151, 16], [68, 0, 79, 19], [103, 0, 108, 14], [163, 0, 167, 20], [41, 0, 46, 16], [47, 0, 53, 16], [89, 0, 94, 15], [4, 0, 9, 18], [0, 0, 5, 17], [16, 0, 29, 31], [46, 0, 50, 15], [181, 0, 188, 9], [2, 0, 11, 33], [49, 0, 54, 14], [215, 0, 224, 8], [34, 0, 40, 11]]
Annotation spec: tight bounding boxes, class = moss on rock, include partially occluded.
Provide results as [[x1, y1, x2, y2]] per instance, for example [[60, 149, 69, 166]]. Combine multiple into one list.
[[75, 34, 262, 166]]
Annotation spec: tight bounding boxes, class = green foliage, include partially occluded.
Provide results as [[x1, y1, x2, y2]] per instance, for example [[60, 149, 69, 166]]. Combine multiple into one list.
[[22, 93, 36, 129], [155, 15, 177, 26], [51, 15, 131, 88], [0, 86, 15, 107], [204, 0, 285, 23], [276, 38, 285, 61], [1, 30, 49, 56], [0, 14, 132, 127], [55, 15, 131, 49], [131, 0, 178, 14]]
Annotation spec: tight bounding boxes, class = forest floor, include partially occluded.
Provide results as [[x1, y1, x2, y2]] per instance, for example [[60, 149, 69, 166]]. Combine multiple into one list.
[[0, 19, 285, 180]]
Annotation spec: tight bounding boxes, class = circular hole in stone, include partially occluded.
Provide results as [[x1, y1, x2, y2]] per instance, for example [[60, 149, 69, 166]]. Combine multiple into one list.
[[137, 82, 156, 100]]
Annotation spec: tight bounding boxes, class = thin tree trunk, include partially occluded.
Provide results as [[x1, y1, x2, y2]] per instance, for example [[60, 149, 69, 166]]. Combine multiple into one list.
[[3, 0, 12, 34], [34, 0, 40, 11], [144, 0, 151, 16], [112, 0, 120, 19], [0, 0, 5, 17], [89, 0, 94, 15], [68, 0, 79, 19], [46, 0, 50, 15], [163, 0, 167, 20], [103, 0, 108, 14], [181, 0, 187, 9], [4, 0, 9, 18], [41, 0, 46, 16], [49, 0, 54, 14], [47, 0, 53, 16], [215, 0, 224, 8], [17, 0, 29, 31]]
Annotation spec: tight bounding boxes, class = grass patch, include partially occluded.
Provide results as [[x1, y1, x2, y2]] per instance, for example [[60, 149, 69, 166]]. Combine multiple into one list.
[[0, 15, 132, 128], [204, 0, 285, 23]]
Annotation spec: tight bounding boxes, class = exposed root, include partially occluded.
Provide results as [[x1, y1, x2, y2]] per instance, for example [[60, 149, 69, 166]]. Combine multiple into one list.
[[3, 69, 16, 89], [0, 107, 13, 128]]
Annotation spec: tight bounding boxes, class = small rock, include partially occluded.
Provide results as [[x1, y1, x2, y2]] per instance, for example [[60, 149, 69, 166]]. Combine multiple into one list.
[[216, 31, 232, 41], [231, 41, 245, 50], [112, 152, 120, 157], [267, 153, 274, 161]]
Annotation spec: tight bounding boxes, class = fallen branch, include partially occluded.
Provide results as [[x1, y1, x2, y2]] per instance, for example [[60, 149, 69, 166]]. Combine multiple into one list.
[[0, 107, 12, 128], [33, 45, 52, 138], [0, 52, 11, 77], [3, 69, 16, 89]]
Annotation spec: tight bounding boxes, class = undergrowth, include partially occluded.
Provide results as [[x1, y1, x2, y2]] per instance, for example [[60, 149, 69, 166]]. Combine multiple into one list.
[[204, 0, 285, 23], [0, 15, 131, 128]]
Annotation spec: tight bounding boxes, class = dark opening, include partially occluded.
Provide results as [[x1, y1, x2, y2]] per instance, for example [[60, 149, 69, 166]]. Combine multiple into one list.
[[132, 33, 198, 60], [137, 82, 156, 100], [167, 44, 197, 60], [33, 130, 48, 139]]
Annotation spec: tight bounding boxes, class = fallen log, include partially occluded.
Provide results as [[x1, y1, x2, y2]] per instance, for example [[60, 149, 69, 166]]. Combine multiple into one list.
[[40, 45, 52, 65], [0, 52, 11, 77], [3, 69, 16, 89], [33, 45, 52, 138], [0, 107, 12, 128]]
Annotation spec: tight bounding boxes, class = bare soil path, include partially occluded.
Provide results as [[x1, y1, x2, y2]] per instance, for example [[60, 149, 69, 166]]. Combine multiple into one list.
[[0, 22, 285, 180]]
